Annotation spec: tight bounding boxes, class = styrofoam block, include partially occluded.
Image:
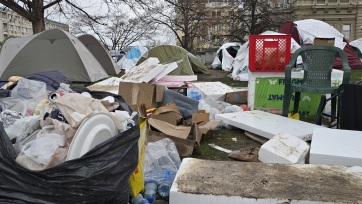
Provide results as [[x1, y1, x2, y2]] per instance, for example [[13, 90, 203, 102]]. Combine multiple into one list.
[[258, 132, 310, 164], [192, 82, 233, 100], [152, 62, 178, 82], [310, 128, 362, 166], [215, 110, 322, 141]]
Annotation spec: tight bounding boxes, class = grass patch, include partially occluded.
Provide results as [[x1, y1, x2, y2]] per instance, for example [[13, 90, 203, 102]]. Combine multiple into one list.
[[190, 127, 260, 161]]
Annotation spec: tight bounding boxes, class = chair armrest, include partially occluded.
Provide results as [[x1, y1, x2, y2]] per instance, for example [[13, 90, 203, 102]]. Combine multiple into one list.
[[337, 48, 352, 84]]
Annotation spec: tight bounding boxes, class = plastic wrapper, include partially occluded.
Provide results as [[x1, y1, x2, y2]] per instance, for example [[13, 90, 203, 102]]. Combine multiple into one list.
[[144, 138, 181, 183], [0, 90, 139, 203]]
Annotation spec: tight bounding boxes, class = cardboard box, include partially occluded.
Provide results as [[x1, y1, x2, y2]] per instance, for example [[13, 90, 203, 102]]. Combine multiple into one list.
[[147, 118, 202, 157], [225, 88, 248, 104], [151, 103, 183, 126], [314, 38, 335, 46], [118, 82, 165, 110]]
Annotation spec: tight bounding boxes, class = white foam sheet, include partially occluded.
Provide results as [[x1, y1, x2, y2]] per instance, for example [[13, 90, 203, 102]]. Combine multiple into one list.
[[215, 110, 323, 141], [310, 128, 362, 166]]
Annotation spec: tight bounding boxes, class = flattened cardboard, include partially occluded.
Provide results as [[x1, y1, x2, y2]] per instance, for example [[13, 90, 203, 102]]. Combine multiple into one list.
[[198, 119, 222, 140], [118, 81, 165, 110], [314, 38, 335, 46], [147, 118, 202, 156], [225, 90, 248, 104], [147, 129, 195, 157], [151, 113, 182, 126], [191, 110, 210, 126], [151, 103, 182, 126], [148, 118, 190, 139]]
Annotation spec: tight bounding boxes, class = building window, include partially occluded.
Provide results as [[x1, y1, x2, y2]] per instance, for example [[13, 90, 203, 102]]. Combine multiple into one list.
[[342, 24, 350, 40], [316, 0, 325, 4], [340, 0, 349, 3]]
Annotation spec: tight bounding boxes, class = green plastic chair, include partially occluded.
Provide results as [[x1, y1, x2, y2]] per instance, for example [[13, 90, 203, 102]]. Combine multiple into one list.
[[282, 45, 351, 118]]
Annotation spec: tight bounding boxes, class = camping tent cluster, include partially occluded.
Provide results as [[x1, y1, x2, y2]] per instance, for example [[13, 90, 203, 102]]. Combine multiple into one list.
[[0, 29, 208, 83], [279, 19, 362, 70], [223, 19, 362, 81]]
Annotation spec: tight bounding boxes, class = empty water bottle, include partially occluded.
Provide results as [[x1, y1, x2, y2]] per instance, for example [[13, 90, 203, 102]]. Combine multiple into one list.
[[188, 88, 202, 101], [157, 169, 175, 198], [144, 180, 157, 203], [131, 194, 150, 204]]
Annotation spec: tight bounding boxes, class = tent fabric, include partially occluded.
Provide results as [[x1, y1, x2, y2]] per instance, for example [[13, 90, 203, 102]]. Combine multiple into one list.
[[78, 34, 121, 75], [211, 42, 242, 71], [117, 45, 148, 72], [350, 38, 362, 58], [136, 45, 208, 75], [350, 38, 362, 52], [279, 19, 362, 69], [0, 29, 109, 82]]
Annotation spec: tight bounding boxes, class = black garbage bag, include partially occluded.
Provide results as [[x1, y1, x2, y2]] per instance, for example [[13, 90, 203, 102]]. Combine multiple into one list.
[[0, 90, 139, 204]]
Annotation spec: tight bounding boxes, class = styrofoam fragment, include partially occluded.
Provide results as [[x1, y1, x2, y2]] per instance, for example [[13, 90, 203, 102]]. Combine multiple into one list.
[[310, 128, 362, 166], [258, 132, 310, 164]]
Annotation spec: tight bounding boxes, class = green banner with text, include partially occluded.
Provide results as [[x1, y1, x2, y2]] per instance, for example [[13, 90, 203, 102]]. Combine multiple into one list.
[[254, 77, 324, 116]]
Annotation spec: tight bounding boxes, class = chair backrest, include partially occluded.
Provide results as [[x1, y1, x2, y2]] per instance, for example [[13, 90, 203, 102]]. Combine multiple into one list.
[[291, 45, 349, 87]]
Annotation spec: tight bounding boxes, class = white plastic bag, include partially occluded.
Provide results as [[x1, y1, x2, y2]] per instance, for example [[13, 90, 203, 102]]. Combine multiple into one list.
[[21, 131, 65, 165], [11, 78, 47, 116]]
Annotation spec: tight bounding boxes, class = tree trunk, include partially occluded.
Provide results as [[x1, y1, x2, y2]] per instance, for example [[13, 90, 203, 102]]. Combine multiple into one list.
[[32, 19, 46, 34], [32, 0, 45, 34]]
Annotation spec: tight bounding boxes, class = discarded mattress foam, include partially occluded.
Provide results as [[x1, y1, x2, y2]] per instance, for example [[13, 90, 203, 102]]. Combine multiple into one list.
[[310, 128, 362, 166], [258, 132, 310, 164], [192, 82, 234, 100]]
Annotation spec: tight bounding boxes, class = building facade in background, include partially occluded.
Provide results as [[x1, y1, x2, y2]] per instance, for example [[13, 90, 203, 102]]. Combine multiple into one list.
[[292, 0, 362, 41], [0, 8, 69, 43], [181, 0, 361, 65]]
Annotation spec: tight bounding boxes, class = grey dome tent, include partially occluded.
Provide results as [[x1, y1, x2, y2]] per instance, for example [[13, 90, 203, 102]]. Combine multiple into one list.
[[0, 29, 109, 82], [78, 34, 121, 75]]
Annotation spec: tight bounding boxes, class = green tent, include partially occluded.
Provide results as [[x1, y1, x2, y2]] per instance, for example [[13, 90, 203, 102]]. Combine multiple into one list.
[[136, 45, 208, 75]]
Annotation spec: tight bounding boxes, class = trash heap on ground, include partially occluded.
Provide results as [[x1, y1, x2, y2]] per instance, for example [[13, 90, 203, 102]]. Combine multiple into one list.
[[0, 71, 139, 203]]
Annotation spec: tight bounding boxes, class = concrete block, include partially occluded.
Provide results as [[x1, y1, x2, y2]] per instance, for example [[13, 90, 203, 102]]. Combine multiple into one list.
[[310, 128, 362, 166], [258, 132, 310, 164], [170, 158, 362, 204]]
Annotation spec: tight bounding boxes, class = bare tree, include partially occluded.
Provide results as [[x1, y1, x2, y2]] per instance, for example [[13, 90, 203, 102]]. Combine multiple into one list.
[[220, 0, 293, 43], [146, 0, 207, 53], [70, 10, 157, 51], [0, 0, 148, 34]]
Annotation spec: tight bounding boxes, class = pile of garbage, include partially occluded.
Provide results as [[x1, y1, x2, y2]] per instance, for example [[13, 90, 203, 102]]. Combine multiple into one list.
[[0, 72, 139, 203]]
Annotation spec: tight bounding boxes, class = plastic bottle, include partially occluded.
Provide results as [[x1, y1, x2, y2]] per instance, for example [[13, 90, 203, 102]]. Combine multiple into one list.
[[157, 170, 174, 198], [144, 180, 157, 203], [188, 88, 202, 101], [131, 194, 150, 204]]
